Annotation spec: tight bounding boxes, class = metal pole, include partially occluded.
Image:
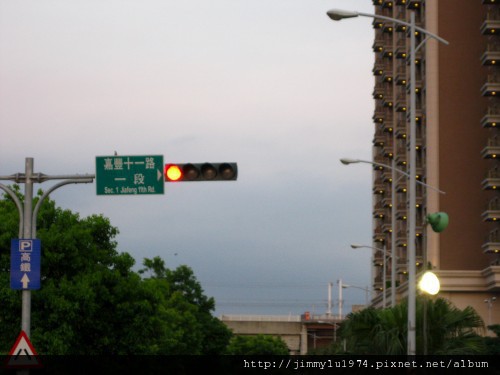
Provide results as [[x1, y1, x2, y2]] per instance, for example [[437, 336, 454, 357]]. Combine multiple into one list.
[[22, 158, 34, 337], [407, 11, 417, 356], [338, 279, 343, 319], [383, 243, 387, 308], [327, 282, 332, 316], [391, 159, 397, 307], [0, 159, 95, 343]]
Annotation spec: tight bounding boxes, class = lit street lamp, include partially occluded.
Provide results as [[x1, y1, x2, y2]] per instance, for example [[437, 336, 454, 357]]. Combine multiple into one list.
[[329, 9, 449, 355]]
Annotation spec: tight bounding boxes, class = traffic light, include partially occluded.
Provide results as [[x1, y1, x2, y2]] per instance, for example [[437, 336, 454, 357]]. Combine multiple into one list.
[[427, 212, 449, 233], [165, 163, 238, 182]]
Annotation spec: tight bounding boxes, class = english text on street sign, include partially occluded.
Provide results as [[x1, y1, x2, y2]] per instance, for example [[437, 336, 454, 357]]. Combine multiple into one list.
[[10, 239, 41, 290], [96, 155, 164, 195]]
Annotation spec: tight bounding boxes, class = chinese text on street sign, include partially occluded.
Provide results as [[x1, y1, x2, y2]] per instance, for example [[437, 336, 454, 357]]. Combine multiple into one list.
[[11, 239, 41, 290], [95, 155, 164, 195]]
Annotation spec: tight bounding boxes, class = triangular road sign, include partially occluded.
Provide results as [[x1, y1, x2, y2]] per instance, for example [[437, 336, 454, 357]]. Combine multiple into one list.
[[5, 330, 42, 369]]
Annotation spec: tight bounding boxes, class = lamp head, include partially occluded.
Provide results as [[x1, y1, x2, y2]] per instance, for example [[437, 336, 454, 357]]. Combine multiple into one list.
[[327, 9, 360, 21], [340, 158, 359, 165], [419, 271, 440, 295], [427, 212, 449, 233]]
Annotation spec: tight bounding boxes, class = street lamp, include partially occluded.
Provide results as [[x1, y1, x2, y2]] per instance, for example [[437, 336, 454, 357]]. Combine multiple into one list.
[[485, 297, 497, 326], [341, 283, 370, 307], [329, 9, 449, 355], [337, 278, 370, 318], [418, 270, 440, 295], [351, 244, 392, 308]]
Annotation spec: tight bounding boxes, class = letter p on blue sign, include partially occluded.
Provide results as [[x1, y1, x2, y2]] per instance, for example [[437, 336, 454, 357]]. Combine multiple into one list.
[[19, 240, 33, 252]]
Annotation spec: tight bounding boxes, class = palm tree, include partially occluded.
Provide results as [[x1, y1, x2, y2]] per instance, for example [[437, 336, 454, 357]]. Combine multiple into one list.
[[339, 296, 486, 355]]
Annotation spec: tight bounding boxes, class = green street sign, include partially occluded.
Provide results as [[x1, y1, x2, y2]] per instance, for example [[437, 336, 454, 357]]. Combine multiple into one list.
[[96, 155, 164, 195]]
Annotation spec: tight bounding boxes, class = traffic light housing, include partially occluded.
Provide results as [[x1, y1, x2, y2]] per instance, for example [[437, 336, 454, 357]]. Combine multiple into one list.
[[165, 163, 238, 182], [427, 212, 449, 233]]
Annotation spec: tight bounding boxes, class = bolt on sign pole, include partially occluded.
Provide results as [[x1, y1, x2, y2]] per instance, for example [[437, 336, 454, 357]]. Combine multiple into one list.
[[0, 158, 94, 338]]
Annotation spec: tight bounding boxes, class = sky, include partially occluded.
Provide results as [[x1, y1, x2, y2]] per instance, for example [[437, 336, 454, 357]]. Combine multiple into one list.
[[0, 0, 376, 317]]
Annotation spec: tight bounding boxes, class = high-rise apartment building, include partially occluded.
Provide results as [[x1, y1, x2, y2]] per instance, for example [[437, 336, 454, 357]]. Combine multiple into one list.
[[370, 0, 500, 326]]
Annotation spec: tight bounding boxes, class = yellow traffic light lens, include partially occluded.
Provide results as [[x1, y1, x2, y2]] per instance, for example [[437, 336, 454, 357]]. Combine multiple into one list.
[[165, 165, 182, 181]]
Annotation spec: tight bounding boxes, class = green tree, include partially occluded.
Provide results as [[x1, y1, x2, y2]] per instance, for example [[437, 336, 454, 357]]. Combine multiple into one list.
[[225, 334, 290, 355], [340, 296, 486, 355], [0, 192, 231, 354], [139, 257, 232, 354], [482, 324, 500, 354]]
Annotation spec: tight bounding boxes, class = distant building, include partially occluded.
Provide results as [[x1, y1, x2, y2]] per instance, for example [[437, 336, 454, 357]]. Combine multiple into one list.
[[367, 0, 499, 328]]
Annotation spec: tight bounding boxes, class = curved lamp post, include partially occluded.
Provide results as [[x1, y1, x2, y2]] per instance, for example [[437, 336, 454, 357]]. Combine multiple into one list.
[[351, 243, 392, 308], [330, 9, 449, 355]]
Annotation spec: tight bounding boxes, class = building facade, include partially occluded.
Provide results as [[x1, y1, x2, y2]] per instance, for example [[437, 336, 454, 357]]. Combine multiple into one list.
[[370, 0, 500, 328]]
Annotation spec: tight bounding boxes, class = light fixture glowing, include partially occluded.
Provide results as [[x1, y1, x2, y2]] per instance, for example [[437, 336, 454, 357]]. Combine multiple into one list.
[[419, 271, 440, 295]]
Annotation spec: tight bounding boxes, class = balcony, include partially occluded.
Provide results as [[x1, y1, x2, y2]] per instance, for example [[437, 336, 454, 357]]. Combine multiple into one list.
[[395, 66, 407, 86], [373, 200, 386, 219], [373, 251, 384, 267], [395, 39, 407, 59], [395, 93, 407, 113], [482, 42, 500, 66], [382, 140, 394, 157], [481, 10, 500, 35], [373, 182, 386, 195], [373, 83, 385, 100], [396, 202, 407, 221], [407, 0, 422, 9], [382, 196, 393, 208], [483, 229, 500, 254], [382, 120, 394, 133], [481, 107, 500, 128], [481, 136, 500, 159], [397, 259, 408, 275], [373, 133, 385, 148], [395, 122, 407, 139], [373, 226, 385, 243], [481, 74, 500, 97], [382, 23, 394, 34], [395, 148, 407, 166], [373, 36, 384, 53], [373, 108, 385, 124], [482, 197, 500, 222], [395, 179, 407, 193], [482, 167, 500, 190], [382, 0, 394, 9], [382, 71, 393, 83], [383, 95, 394, 108], [373, 62, 384, 76], [395, 229, 407, 248]]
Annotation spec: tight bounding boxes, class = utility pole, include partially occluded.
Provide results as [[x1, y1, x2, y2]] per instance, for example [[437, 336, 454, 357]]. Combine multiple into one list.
[[0, 157, 94, 338]]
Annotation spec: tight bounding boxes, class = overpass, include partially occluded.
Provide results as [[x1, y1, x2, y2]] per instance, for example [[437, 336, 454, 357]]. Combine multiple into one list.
[[220, 314, 343, 355]]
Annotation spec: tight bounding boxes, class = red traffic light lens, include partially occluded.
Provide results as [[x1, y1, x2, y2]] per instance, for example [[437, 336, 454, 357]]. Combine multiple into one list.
[[165, 164, 182, 181]]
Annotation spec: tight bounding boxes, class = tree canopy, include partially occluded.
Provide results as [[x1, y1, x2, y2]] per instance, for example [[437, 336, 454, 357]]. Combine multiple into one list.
[[224, 334, 290, 355], [0, 189, 231, 354], [339, 295, 486, 355]]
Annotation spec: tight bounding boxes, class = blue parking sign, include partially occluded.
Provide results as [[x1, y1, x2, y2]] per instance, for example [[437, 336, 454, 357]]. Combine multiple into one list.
[[11, 239, 41, 290]]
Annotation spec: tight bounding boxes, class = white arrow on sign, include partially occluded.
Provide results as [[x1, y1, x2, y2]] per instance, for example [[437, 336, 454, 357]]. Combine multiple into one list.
[[157, 169, 162, 181], [21, 274, 30, 288]]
